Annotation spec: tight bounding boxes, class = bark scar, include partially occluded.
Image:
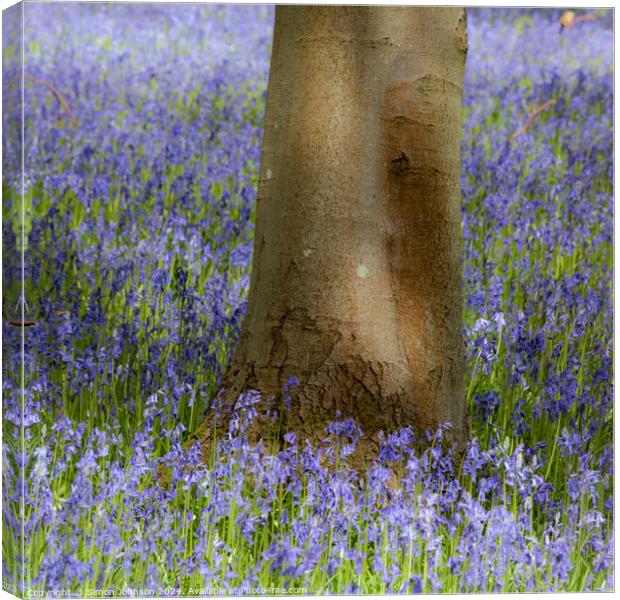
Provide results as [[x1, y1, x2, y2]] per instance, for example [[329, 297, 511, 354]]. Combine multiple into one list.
[[455, 9, 468, 54], [391, 151, 410, 175]]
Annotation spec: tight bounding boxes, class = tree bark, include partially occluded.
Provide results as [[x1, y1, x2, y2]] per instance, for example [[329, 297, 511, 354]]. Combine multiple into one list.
[[196, 6, 469, 457]]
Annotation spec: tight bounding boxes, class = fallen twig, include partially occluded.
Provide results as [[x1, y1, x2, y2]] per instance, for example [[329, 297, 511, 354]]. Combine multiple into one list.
[[510, 99, 556, 143], [3, 73, 77, 125], [27, 74, 77, 125], [7, 319, 38, 327]]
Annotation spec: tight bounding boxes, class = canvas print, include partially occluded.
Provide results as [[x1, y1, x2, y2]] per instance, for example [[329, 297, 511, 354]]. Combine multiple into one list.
[[2, 2, 613, 596]]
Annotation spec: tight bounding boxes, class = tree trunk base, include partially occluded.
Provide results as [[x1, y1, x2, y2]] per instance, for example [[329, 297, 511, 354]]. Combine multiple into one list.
[[192, 357, 468, 469]]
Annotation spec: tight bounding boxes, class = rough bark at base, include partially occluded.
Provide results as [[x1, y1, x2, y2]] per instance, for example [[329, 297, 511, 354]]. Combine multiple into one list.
[[195, 6, 469, 461]]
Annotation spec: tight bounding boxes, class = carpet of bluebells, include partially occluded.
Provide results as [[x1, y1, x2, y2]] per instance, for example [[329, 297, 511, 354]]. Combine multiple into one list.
[[2, 4, 613, 595]]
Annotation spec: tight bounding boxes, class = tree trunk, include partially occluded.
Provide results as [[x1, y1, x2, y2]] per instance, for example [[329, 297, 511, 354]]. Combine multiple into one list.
[[196, 6, 469, 457]]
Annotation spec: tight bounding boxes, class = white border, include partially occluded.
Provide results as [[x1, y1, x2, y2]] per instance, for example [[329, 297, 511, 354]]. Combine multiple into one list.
[[0, 2, 616, 600]]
